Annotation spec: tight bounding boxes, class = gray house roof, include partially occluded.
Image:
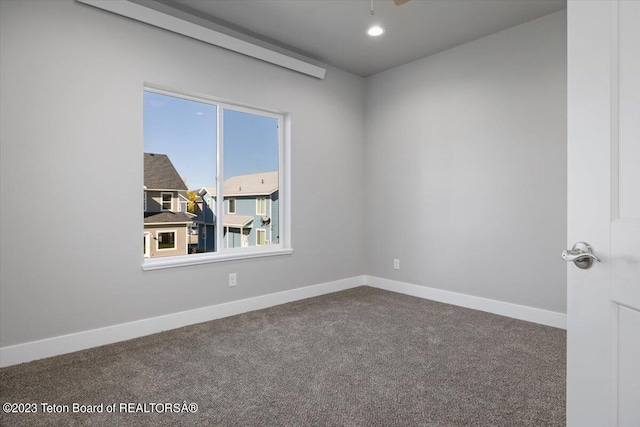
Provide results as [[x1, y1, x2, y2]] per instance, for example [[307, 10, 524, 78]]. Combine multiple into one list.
[[201, 171, 278, 198], [144, 153, 188, 191], [144, 211, 193, 225]]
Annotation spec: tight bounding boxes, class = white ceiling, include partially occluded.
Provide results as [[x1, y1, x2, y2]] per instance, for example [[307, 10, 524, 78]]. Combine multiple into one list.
[[159, 0, 566, 77]]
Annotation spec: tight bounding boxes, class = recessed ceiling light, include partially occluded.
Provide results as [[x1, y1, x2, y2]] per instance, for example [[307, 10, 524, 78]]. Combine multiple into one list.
[[367, 26, 385, 37]]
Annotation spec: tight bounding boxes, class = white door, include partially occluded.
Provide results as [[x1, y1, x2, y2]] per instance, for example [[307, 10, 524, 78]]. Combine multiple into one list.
[[241, 232, 249, 248], [567, 1, 640, 426], [144, 232, 151, 258]]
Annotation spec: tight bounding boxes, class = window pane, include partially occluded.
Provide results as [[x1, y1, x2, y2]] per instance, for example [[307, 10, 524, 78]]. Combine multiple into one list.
[[161, 193, 172, 210], [144, 91, 217, 256], [157, 232, 176, 250], [223, 109, 279, 248], [256, 198, 266, 215], [143, 88, 286, 264], [257, 229, 266, 245]]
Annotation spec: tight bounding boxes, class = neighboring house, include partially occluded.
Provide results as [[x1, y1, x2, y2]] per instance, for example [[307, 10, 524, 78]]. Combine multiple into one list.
[[177, 191, 190, 214], [177, 190, 201, 252], [199, 171, 278, 249], [143, 153, 193, 258], [194, 189, 216, 253]]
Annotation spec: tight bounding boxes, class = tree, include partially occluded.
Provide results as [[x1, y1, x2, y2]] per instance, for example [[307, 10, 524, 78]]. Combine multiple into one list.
[[187, 190, 198, 214]]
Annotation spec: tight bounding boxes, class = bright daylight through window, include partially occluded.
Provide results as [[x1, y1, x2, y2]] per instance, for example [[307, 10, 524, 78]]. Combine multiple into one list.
[[143, 88, 286, 267]]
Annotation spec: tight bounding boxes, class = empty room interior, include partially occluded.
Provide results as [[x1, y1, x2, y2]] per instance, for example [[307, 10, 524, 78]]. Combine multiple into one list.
[[1, 0, 639, 426]]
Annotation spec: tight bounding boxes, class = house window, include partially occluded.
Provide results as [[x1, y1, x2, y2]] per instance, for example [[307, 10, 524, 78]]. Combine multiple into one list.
[[256, 198, 266, 215], [256, 229, 267, 246], [143, 191, 147, 211], [157, 231, 176, 250], [143, 88, 291, 270], [161, 192, 172, 211]]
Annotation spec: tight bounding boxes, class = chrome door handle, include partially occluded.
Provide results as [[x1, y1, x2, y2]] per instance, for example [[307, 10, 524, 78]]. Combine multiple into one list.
[[562, 250, 599, 262], [562, 242, 600, 269]]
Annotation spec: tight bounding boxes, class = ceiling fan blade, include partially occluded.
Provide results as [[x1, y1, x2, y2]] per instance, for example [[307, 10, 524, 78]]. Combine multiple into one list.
[[393, 0, 411, 5]]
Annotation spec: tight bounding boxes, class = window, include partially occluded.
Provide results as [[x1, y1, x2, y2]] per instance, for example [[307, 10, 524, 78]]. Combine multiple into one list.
[[256, 198, 266, 215], [161, 192, 172, 211], [157, 231, 176, 250], [142, 87, 291, 269], [256, 229, 266, 246], [143, 191, 147, 211]]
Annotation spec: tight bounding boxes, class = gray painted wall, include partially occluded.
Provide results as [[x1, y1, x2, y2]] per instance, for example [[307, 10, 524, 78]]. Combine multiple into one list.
[[364, 11, 567, 313], [0, 0, 365, 347], [0, 1, 567, 351]]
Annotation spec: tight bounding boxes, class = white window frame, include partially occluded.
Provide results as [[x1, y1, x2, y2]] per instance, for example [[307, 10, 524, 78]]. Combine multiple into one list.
[[228, 198, 236, 214], [256, 229, 266, 246], [144, 191, 147, 211], [256, 197, 266, 216], [156, 230, 177, 251], [161, 192, 173, 211], [142, 85, 293, 270]]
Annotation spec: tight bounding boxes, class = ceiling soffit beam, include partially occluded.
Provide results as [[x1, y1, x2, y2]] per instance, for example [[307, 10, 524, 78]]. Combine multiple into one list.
[[76, 0, 327, 79]]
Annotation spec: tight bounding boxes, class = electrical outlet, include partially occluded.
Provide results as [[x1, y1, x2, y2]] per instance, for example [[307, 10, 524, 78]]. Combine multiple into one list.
[[393, 259, 400, 270], [229, 273, 237, 287]]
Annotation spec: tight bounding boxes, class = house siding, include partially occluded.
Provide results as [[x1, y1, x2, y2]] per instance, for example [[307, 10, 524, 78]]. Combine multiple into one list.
[[198, 192, 216, 252], [144, 186, 190, 257], [224, 228, 246, 248], [270, 191, 279, 244], [145, 224, 188, 258], [145, 190, 177, 213], [148, 191, 175, 212], [224, 193, 278, 247], [198, 224, 216, 252], [228, 196, 256, 246]]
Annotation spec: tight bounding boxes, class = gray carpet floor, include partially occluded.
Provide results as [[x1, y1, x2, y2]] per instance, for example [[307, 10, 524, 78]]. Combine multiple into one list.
[[0, 286, 566, 426]]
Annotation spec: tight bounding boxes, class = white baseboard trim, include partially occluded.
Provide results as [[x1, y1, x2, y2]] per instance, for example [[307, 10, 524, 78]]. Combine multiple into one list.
[[1, 274, 565, 367], [0, 276, 365, 368], [364, 276, 567, 330]]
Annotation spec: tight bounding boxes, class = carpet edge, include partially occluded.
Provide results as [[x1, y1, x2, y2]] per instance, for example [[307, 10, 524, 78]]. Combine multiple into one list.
[[0, 276, 366, 367]]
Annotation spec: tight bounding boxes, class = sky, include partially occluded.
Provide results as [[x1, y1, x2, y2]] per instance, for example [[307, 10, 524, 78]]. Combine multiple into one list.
[[144, 91, 279, 190]]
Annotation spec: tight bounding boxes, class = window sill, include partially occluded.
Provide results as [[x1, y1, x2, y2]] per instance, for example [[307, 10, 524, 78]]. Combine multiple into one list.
[[142, 247, 294, 271]]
